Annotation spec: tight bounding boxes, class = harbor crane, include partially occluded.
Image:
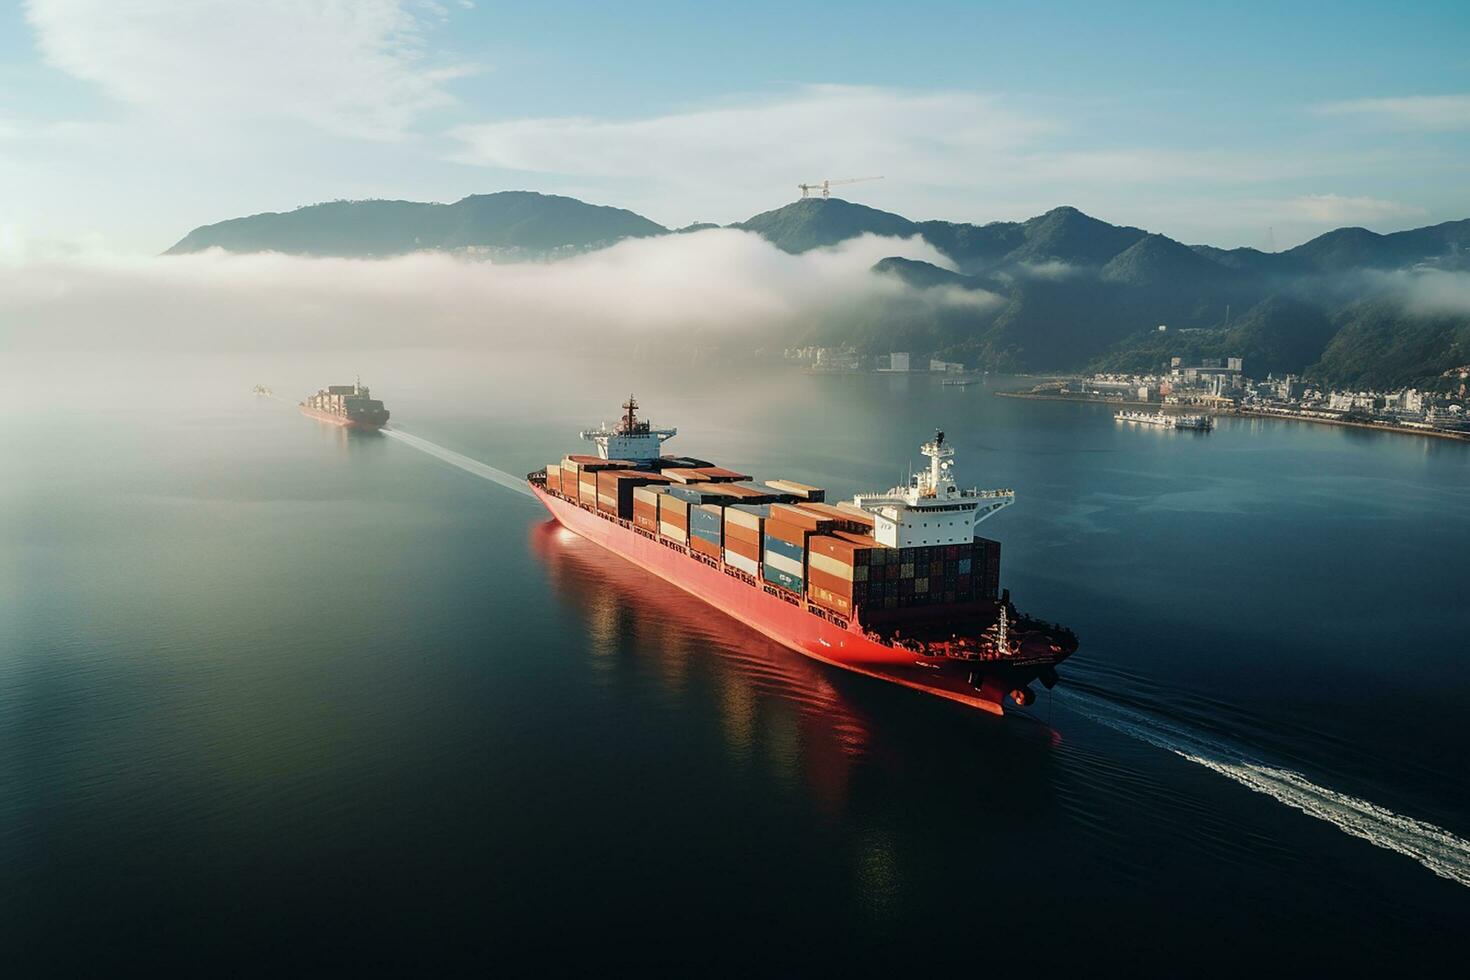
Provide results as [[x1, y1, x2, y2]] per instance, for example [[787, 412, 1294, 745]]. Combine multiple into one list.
[[797, 176, 884, 200]]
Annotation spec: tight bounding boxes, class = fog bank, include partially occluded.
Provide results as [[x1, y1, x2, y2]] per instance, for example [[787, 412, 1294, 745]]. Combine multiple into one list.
[[0, 228, 991, 352]]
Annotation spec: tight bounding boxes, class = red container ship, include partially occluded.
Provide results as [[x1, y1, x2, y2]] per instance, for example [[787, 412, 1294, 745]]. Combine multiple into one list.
[[528, 397, 1077, 715], [299, 378, 390, 430]]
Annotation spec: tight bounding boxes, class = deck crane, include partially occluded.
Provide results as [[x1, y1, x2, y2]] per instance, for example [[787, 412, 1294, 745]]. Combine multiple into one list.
[[797, 176, 884, 200]]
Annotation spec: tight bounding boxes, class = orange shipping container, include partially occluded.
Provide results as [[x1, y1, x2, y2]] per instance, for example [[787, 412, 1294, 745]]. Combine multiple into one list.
[[807, 583, 853, 616], [807, 563, 855, 598], [723, 535, 760, 561], [724, 523, 761, 547]]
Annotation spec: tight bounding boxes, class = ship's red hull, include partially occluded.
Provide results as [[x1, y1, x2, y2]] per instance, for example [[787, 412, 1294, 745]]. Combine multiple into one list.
[[534, 486, 1063, 714], [298, 405, 384, 430]]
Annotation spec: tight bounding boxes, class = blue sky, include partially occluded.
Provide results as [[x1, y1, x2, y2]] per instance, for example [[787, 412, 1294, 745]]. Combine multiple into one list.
[[3, 0, 1468, 254]]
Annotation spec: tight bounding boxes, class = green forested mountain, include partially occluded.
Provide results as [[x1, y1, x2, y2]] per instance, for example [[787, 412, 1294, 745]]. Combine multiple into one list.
[[167, 192, 1470, 387], [165, 191, 667, 257]]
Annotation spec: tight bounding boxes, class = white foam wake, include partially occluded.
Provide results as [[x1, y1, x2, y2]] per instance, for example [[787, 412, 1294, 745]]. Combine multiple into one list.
[[382, 428, 535, 499], [1058, 690, 1470, 888]]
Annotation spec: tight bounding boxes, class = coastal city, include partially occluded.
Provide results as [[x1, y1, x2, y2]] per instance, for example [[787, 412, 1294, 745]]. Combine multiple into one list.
[[783, 346, 1470, 440]]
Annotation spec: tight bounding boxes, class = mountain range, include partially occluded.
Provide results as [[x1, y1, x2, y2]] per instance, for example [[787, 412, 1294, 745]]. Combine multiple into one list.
[[167, 192, 1470, 389]]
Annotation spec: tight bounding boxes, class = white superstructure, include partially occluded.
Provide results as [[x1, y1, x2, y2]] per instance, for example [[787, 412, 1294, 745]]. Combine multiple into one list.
[[581, 395, 677, 461], [849, 431, 1013, 548]]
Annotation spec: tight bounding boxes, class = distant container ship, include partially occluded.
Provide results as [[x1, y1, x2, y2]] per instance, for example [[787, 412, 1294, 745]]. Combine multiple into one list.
[[528, 397, 1077, 715], [299, 378, 390, 430], [1115, 409, 1213, 430]]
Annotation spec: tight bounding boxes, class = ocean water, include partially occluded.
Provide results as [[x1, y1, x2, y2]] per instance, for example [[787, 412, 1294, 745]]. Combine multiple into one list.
[[3, 351, 1467, 974]]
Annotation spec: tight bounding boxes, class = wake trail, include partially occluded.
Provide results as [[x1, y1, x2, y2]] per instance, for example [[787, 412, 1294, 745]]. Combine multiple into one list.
[[1056, 689, 1470, 888], [381, 428, 535, 499]]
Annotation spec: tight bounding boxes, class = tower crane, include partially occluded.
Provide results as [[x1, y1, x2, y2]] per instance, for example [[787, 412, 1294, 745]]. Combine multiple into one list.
[[797, 176, 884, 200]]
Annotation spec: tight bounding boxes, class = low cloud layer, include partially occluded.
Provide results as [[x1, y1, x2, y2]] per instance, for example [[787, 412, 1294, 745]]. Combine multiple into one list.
[[1392, 269, 1470, 316], [1, 229, 983, 351]]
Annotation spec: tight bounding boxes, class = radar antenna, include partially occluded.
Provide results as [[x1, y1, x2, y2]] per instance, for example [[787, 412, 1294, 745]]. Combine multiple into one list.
[[620, 394, 649, 435]]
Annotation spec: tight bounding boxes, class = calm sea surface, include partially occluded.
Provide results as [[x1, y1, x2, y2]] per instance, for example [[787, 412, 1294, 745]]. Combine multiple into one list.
[[4, 351, 1467, 974]]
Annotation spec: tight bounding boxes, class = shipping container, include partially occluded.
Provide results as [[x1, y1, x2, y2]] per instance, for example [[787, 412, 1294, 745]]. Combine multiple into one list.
[[806, 562, 854, 596], [546, 463, 562, 494], [594, 469, 670, 519], [763, 563, 803, 593], [563, 454, 638, 472], [763, 479, 826, 502], [660, 520, 688, 544], [724, 550, 759, 577], [690, 503, 724, 543], [723, 534, 760, 562], [763, 548, 803, 578], [764, 534, 804, 564], [797, 502, 876, 532], [650, 456, 715, 471], [806, 582, 853, 616], [724, 503, 770, 530], [578, 471, 599, 507], [661, 466, 751, 484], [667, 483, 738, 505]]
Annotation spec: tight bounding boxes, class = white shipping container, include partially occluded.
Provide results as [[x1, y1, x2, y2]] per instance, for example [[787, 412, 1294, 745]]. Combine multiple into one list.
[[660, 521, 686, 542], [724, 551, 759, 577], [764, 550, 802, 577], [808, 550, 855, 581], [725, 507, 763, 531]]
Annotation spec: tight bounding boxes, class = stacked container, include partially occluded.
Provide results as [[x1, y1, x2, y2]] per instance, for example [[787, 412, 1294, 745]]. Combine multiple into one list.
[[578, 467, 599, 507], [545, 462, 562, 495], [860, 540, 984, 609], [974, 535, 1002, 600], [689, 502, 724, 558], [722, 504, 768, 576], [659, 493, 691, 544], [633, 485, 668, 532], [596, 470, 670, 520], [762, 503, 834, 593], [763, 479, 825, 503], [661, 466, 751, 484], [795, 501, 877, 534], [668, 484, 738, 506], [650, 456, 714, 471], [805, 533, 882, 616], [562, 455, 637, 508]]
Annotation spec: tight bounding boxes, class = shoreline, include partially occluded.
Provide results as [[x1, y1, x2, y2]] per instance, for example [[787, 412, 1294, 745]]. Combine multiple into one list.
[[994, 390, 1470, 443]]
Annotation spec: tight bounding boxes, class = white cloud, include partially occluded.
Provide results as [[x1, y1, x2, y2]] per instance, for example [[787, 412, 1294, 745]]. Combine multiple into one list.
[[449, 84, 1056, 221], [1392, 269, 1470, 316], [23, 0, 473, 140], [0, 229, 960, 350], [445, 85, 1418, 231], [1279, 194, 1426, 225], [1318, 94, 1470, 131]]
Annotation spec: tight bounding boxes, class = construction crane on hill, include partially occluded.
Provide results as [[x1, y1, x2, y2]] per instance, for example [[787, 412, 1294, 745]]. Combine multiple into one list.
[[798, 176, 884, 200]]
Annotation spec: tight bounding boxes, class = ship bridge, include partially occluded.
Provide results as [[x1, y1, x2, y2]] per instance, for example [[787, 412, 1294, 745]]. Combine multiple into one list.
[[581, 395, 677, 462], [850, 430, 1013, 548]]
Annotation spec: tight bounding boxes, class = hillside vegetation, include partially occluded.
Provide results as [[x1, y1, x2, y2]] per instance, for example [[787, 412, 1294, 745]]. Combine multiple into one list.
[[167, 193, 1470, 388]]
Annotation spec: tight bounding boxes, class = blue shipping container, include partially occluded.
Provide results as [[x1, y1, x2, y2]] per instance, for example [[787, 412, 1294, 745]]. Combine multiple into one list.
[[763, 535, 804, 563], [763, 564, 803, 592], [691, 506, 723, 537]]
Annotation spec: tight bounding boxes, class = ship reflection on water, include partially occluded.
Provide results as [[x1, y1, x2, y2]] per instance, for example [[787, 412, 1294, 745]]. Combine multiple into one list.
[[531, 518, 874, 805], [529, 519, 1064, 821]]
